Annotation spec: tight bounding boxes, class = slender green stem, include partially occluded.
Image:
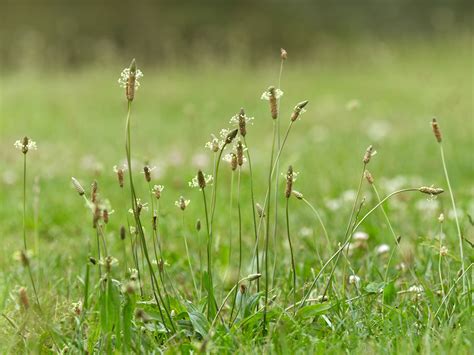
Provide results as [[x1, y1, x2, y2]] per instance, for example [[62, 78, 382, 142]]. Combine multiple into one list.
[[229, 168, 243, 323], [225, 171, 234, 282], [272, 58, 284, 290], [263, 119, 277, 334], [439, 144, 465, 294], [201, 188, 215, 319], [21, 154, 41, 310], [438, 222, 445, 299], [285, 198, 296, 313], [182, 212, 198, 295], [23, 154, 27, 250], [243, 136, 259, 293], [371, 184, 399, 284], [251, 121, 294, 267], [301, 198, 330, 247], [298, 188, 418, 310], [320, 164, 366, 300], [124, 100, 175, 332]]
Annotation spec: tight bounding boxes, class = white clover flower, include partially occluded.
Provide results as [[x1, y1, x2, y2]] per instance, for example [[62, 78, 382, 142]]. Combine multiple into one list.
[[261, 88, 283, 100], [188, 173, 213, 189], [229, 113, 254, 126], [353, 231, 369, 241], [348, 274, 361, 286], [376, 244, 390, 255], [118, 68, 143, 89], [440, 245, 448, 256], [204, 134, 224, 152], [14, 137, 37, 154]]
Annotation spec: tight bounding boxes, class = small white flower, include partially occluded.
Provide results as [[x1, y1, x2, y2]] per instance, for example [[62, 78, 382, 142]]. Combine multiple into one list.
[[408, 285, 423, 294], [129, 226, 136, 234], [118, 68, 143, 89], [376, 244, 390, 255], [438, 213, 444, 223], [128, 198, 148, 214], [348, 274, 361, 286], [229, 113, 254, 126], [353, 231, 369, 241], [14, 138, 37, 153], [219, 128, 231, 140], [261, 88, 284, 100], [281, 170, 299, 182], [440, 245, 448, 256], [153, 185, 164, 193], [71, 301, 83, 315], [152, 185, 164, 199], [140, 165, 156, 175], [204, 134, 224, 152], [223, 153, 234, 163], [113, 164, 128, 173], [175, 197, 190, 210], [188, 173, 213, 189]]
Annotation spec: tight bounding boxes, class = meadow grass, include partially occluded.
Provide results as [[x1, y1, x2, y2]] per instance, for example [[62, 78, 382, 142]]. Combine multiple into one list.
[[0, 37, 472, 353]]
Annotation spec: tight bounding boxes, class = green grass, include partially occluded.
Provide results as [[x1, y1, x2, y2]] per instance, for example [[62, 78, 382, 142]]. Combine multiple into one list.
[[0, 37, 472, 353]]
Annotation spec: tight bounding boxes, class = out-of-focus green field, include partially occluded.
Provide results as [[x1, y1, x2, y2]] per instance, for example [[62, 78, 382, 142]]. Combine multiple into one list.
[[0, 37, 472, 352]]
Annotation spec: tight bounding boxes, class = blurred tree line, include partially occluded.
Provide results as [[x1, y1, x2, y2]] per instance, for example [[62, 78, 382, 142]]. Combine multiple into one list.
[[0, 0, 471, 69]]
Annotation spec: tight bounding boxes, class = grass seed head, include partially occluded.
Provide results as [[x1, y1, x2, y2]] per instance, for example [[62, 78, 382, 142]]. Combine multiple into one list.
[[18, 287, 29, 310], [103, 209, 109, 224], [237, 141, 244, 166], [91, 180, 98, 203], [196, 219, 201, 231], [364, 170, 374, 184], [126, 59, 137, 101], [239, 108, 247, 137], [269, 86, 278, 119], [419, 186, 444, 196], [291, 100, 309, 121], [153, 211, 157, 230], [197, 170, 206, 189], [280, 48, 288, 60], [285, 165, 294, 198], [225, 128, 239, 144], [363, 145, 375, 164], [120, 225, 126, 240], [292, 190, 304, 200], [431, 118, 442, 143], [71, 177, 85, 196], [143, 165, 152, 182], [89, 256, 97, 265]]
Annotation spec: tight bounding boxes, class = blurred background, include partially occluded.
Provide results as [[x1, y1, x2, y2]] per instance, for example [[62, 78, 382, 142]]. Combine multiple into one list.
[[0, 0, 472, 249], [0, 0, 472, 70]]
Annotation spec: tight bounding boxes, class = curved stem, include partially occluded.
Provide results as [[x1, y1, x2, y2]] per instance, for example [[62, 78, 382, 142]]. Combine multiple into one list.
[[298, 188, 418, 310], [263, 120, 277, 334], [182, 212, 198, 295], [285, 198, 296, 313], [439, 144, 465, 294], [243, 136, 260, 293], [301, 198, 330, 247]]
